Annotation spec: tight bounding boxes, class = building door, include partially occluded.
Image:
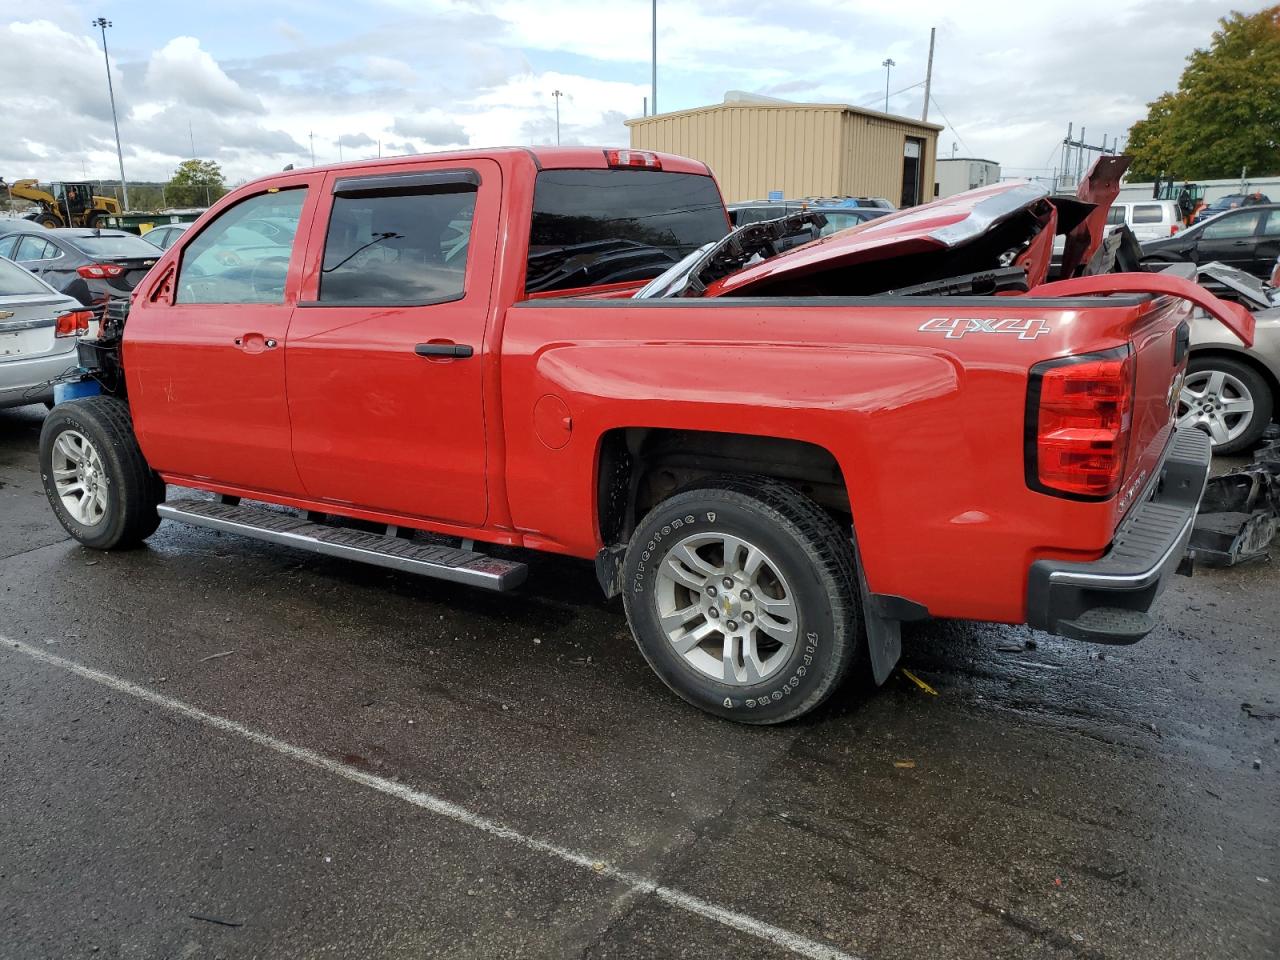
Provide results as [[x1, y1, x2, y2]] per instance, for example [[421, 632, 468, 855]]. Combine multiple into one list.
[[901, 138, 924, 207]]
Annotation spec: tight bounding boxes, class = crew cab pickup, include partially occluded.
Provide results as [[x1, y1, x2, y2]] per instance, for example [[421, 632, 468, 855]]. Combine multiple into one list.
[[39, 147, 1254, 723]]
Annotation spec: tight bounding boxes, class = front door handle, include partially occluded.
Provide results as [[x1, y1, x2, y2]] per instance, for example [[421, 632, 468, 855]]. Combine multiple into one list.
[[415, 342, 474, 359]]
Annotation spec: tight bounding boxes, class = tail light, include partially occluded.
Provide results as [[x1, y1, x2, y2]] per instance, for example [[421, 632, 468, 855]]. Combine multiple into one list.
[[604, 149, 662, 170], [77, 263, 125, 279], [1170, 224, 1181, 235], [1026, 348, 1134, 499], [55, 310, 94, 338]]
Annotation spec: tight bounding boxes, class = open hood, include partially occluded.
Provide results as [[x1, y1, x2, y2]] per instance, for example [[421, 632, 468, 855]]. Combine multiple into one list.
[[702, 181, 1058, 297], [686, 156, 1131, 300], [645, 155, 1251, 346]]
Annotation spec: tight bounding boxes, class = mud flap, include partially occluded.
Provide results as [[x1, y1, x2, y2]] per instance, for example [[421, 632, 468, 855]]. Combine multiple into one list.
[[851, 535, 901, 685]]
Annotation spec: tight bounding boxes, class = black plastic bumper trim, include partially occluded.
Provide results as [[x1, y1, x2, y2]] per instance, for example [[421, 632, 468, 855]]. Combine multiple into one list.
[[1026, 427, 1212, 642]]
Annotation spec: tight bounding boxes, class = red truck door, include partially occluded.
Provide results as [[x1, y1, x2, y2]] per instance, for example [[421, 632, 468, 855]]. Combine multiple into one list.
[[284, 160, 500, 526], [125, 176, 319, 494]]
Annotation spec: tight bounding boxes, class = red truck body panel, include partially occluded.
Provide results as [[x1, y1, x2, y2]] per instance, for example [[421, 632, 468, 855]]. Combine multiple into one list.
[[119, 147, 1233, 627]]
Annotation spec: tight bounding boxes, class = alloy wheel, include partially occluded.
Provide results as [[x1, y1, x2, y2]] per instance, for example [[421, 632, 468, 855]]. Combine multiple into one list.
[[655, 532, 799, 685]]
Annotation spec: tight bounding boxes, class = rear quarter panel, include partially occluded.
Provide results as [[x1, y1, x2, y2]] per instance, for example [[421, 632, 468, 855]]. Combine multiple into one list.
[[499, 297, 1165, 623]]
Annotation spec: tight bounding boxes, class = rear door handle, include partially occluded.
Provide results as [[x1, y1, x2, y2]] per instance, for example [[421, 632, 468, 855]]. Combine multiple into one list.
[[415, 342, 473, 359]]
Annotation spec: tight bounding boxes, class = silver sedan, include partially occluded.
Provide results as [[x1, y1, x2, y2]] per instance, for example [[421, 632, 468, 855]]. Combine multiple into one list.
[[0, 255, 94, 410], [1181, 262, 1280, 454]]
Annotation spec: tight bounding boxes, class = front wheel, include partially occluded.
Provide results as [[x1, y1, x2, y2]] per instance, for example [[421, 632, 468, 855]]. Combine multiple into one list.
[[622, 477, 861, 724], [39, 397, 163, 550], [1178, 356, 1272, 455]]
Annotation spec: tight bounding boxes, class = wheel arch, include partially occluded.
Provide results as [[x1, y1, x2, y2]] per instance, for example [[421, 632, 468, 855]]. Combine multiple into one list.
[[594, 426, 851, 554]]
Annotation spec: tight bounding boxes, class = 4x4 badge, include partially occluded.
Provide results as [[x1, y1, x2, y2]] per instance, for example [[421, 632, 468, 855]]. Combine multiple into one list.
[[919, 317, 1052, 340]]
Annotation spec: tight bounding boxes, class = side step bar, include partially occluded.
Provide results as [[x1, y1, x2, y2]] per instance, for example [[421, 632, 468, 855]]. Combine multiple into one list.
[[156, 499, 527, 591]]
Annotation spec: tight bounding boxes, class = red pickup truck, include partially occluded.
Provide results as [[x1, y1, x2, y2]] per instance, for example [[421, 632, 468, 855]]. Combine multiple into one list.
[[39, 147, 1253, 723]]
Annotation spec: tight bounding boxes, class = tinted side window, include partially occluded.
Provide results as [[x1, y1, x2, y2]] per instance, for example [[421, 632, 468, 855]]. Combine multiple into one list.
[[0, 237, 16, 259], [1203, 211, 1261, 240], [1106, 206, 1127, 225], [1262, 209, 1280, 237], [320, 180, 477, 305], [1131, 204, 1165, 224], [178, 189, 306, 304]]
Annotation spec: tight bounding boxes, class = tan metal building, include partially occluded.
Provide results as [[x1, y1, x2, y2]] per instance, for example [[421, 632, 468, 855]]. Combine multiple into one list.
[[626, 97, 942, 206]]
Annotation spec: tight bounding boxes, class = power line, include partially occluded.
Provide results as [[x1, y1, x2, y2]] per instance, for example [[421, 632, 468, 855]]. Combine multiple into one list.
[[858, 79, 926, 109], [928, 95, 970, 156]]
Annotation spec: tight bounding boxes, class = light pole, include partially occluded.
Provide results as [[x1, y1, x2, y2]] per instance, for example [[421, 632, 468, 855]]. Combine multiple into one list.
[[551, 89, 563, 145], [881, 58, 895, 114], [651, 0, 657, 115], [93, 17, 129, 210]]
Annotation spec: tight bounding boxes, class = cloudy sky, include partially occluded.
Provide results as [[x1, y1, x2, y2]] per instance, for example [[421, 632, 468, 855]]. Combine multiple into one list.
[[0, 0, 1266, 189]]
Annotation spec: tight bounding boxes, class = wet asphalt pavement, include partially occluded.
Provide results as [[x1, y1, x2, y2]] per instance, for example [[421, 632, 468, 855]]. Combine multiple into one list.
[[1, 403, 1276, 960]]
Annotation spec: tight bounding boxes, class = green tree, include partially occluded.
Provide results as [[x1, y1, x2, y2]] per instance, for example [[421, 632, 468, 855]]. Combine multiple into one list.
[[165, 159, 227, 208], [1126, 6, 1280, 181]]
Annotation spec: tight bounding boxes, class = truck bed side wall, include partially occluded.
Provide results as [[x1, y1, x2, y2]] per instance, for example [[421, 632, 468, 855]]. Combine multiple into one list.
[[499, 297, 1162, 624]]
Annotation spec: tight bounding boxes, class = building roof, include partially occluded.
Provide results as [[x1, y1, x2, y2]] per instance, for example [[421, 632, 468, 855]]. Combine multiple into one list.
[[938, 157, 1000, 165], [625, 97, 944, 133]]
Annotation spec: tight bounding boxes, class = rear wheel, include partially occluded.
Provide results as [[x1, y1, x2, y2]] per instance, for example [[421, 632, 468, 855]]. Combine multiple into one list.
[[40, 397, 163, 549], [1178, 356, 1272, 455], [622, 476, 861, 724]]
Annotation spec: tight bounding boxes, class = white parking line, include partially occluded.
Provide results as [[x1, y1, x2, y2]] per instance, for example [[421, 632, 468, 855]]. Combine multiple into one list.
[[4, 637, 860, 960]]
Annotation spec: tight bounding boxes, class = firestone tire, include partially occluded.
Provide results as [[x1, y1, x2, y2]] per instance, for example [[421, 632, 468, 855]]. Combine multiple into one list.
[[622, 476, 861, 725], [39, 396, 163, 550]]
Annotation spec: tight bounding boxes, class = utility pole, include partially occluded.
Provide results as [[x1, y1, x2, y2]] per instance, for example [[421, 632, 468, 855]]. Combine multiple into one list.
[[309, 131, 315, 167], [921, 28, 935, 122], [643, 96, 647, 118], [651, 0, 658, 115], [93, 17, 129, 210], [552, 89, 563, 145], [338, 138, 344, 163], [881, 58, 896, 114], [189, 120, 196, 158]]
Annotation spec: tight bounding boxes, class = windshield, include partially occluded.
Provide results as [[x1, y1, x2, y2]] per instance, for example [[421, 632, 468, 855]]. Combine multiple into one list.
[[526, 169, 728, 293], [0, 255, 52, 295], [71, 234, 162, 259]]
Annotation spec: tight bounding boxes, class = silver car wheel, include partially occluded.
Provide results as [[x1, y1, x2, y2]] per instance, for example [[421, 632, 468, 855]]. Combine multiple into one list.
[[1177, 369, 1255, 447], [655, 532, 798, 686], [51, 429, 109, 527]]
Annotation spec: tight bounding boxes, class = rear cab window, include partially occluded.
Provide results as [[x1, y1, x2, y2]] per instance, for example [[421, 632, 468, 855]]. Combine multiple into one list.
[[1105, 206, 1127, 226], [526, 169, 729, 294]]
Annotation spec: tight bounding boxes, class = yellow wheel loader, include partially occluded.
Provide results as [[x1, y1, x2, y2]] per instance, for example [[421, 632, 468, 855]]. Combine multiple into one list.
[[7, 179, 122, 228]]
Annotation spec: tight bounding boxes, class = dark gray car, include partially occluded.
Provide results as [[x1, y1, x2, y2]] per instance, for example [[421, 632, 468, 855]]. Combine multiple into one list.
[[0, 228, 160, 307], [1143, 204, 1280, 279]]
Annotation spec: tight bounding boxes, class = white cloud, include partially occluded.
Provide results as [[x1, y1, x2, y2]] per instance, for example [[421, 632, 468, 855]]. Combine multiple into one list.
[[0, 0, 1267, 191], [145, 37, 263, 114]]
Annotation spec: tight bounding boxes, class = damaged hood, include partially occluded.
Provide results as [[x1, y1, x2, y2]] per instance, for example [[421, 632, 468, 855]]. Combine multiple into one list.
[[701, 156, 1127, 299], [702, 180, 1082, 298]]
